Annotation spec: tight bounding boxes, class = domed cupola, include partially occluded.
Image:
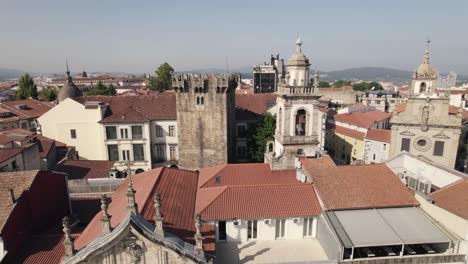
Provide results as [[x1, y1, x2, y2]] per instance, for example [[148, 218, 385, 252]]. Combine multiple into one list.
[[413, 42, 438, 80], [58, 61, 83, 103], [286, 37, 311, 86], [287, 38, 310, 67]]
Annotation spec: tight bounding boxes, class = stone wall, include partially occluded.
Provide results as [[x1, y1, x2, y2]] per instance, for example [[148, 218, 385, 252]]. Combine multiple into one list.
[[173, 74, 238, 170]]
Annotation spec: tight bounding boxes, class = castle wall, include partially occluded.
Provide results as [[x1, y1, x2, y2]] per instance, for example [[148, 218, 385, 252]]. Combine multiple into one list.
[[174, 74, 238, 170]]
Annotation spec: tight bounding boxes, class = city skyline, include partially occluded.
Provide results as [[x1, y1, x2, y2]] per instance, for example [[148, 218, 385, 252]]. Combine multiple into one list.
[[1, 0, 468, 74]]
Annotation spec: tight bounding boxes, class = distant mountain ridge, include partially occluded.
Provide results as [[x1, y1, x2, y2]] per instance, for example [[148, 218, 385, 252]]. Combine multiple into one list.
[[0, 67, 23, 81], [322, 67, 413, 82]]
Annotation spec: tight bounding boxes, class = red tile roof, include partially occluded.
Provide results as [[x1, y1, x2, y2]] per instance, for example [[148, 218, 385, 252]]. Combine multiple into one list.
[[365, 129, 391, 143], [73, 93, 176, 123], [327, 123, 365, 140], [196, 184, 321, 220], [196, 163, 322, 220], [0, 99, 53, 123], [54, 160, 114, 180], [0, 147, 27, 163], [302, 163, 418, 210], [198, 163, 298, 188], [429, 179, 468, 219], [235, 94, 277, 115], [395, 102, 468, 120], [0, 170, 39, 230], [74, 167, 215, 253], [333, 110, 391, 129]]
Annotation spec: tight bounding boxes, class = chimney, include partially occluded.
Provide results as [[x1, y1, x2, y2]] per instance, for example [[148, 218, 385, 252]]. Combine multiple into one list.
[[8, 188, 15, 205]]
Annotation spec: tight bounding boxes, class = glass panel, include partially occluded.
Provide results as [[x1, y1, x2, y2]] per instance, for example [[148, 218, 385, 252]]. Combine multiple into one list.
[[106, 126, 117, 139], [132, 126, 143, 139], [107, 145, 119, 161], [133, 144, 144, 161]]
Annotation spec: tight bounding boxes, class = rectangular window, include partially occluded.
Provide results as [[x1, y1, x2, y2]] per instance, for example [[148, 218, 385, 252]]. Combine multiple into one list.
[[382, 143, 387, 151], [120, 128, 128, 139], [12, 160, 18, 170], [373, 153, 376, 161], [156, 126, 163, 137], [237, 125, 247, 138], [107, 145, 119, 161], [218, 221, 227, 241], [122, 150, 130, 161], [303, 218, 314, 237], [275, 219, 286, 239], [131, 126, 143, 139], [434, 141, 444, 156], [169, 126, 175, 137], [401, 138, 410, 152], [106, 126, 117, 139], [156, 145, 165, 161], [247, 220, 258, 240], [133, 144, 144, 161], [70, 129, 77, 139], [169, 146, 176, 160]]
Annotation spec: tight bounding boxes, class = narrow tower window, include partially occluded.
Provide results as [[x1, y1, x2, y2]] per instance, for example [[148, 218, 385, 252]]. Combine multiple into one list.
[[295, 109, 306, 136]]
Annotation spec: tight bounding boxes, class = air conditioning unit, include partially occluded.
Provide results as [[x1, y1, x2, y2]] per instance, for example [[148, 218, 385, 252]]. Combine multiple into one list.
[[417, 178, 432, 195], [406, 175, 418, 191]]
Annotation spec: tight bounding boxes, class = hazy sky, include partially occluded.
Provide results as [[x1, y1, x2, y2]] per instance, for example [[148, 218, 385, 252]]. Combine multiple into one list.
[[1, 0, 467, 74]]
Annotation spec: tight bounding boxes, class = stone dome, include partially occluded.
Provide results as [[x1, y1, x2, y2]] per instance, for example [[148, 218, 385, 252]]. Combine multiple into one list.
[[58, 69, 83, 102], [414, 47, 438, 79], [287, 38, 310, 67]]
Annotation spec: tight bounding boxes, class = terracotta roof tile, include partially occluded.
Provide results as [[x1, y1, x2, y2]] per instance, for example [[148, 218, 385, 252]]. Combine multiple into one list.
[[429, 179, 468, 219], [54, 160, 114, 180], [365, 129, 391, 143], [0, 99, 53, 123], [197, 184, 321, 220], [327, 123, 365, 140], [74, 167, 215, 253], [0, 147, 27, 163], [73, 93, 176, 123], [333, 110, 391, 129], [235, 94, 277, 115], [0, 170, 39, 230], [302, 163, 418, 210]]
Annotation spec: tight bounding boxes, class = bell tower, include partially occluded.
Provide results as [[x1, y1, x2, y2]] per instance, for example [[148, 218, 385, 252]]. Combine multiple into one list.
[[265, 38, 324, 169], [411, 41, 439, 97]]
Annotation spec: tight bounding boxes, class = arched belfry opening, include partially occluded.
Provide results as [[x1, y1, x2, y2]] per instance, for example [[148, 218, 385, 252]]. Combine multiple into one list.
[[295, 109, 306, 136], [419, 82, 426, 93]]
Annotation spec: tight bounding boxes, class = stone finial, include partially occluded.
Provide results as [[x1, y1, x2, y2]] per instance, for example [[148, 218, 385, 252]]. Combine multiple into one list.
[[153, 193, 164, 236], [100, 194, 112, 234], [194, 214, 204, 256], [62, 216, 75, 258], [123, 160, 138, 214], [313, 70, 319, 91]]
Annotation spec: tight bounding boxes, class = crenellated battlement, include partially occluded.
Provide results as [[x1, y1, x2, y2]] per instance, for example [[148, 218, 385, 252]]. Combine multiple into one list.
[[172, 73, 240, 94]]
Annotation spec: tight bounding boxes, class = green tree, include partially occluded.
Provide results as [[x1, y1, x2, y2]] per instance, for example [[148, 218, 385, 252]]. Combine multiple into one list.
[[246, 113, 276, 162], [149, 63, 174, 91], [86, 81, 116, 95], [16, 73, 36, 99], [40, 87, 58, 101], [333, 80, 351, 87], [352, 82, 384, 91], [318, 81, 331, 88]]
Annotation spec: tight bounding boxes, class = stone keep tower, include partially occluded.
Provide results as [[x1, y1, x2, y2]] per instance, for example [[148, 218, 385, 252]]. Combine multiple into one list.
[[173, 73, 239, 170], [410, 41, 439, 97], [265, 38, 324, 169]]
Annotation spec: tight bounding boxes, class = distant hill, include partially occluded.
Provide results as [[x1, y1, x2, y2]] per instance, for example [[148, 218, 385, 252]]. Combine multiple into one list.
[[0, 67, 23, 81], [322, 67, 413, 83]]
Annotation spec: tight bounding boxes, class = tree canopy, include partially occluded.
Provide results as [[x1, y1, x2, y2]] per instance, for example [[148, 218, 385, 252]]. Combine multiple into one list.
[[246, 113, 276, 162], [148, 63, 174, 91], [16, 73, 37, 100], [352, 81, 383, 91], [86, 82, 116, 96], [39, 87, 58, 101], [318, 81, 331, 88], [333, 80, 351, 88]]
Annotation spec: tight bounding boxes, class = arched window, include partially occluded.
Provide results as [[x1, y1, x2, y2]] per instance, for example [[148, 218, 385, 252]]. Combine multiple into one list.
[[196, 96, 200, 105], [295, 109, 306, 136], [419, 82, 426, 93], [204, 80, 209, 93], [216, 87, 220, 93], [184, 80, 189, 93], [135, 169, 144, 174], [201, 96, 204, 105]]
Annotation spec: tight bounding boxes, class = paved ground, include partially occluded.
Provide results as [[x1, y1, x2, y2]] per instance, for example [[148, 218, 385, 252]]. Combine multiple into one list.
[[215, 239, 330, 263]]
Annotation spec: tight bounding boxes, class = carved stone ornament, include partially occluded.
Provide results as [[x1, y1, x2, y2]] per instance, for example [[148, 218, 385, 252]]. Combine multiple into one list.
[[400, 130, 415, 136], [413, 136, 432, 152], [124, 236, 145, 264], [433, 131, 450, 139]]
